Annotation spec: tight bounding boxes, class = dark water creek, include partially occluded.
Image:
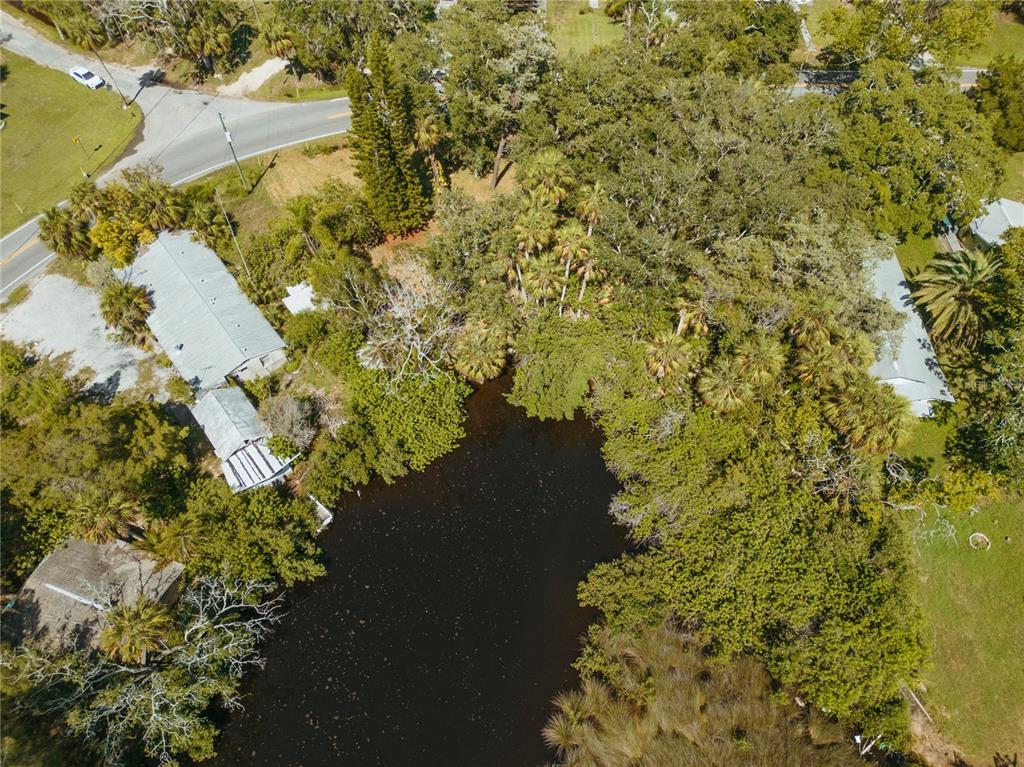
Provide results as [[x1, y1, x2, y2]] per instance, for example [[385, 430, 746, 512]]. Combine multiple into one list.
[[209, 378, 625, 767]]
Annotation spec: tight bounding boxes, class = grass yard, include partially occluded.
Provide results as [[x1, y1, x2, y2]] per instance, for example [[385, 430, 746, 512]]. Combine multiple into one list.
[[899, 417, 953, 477], [791, 0, 840, 63], [546, 0, 622, 56], [182, 137, 358, 250], [913, 494, 1024, 763], [0, 50, 141, 234], [249, 70, 346, 102], [895, 234, 940, 275], [951, 11, 1024, 68], [998, 151, 1024, 202]]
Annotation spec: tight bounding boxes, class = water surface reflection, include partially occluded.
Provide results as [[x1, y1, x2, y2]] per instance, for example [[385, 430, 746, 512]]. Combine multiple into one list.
[[209, 378, 624, 767]]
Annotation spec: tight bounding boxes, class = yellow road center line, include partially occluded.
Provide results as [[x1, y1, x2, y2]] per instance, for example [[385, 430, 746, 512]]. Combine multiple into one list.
[[326, 111, 352, 120], [1, 235, 41, 266]]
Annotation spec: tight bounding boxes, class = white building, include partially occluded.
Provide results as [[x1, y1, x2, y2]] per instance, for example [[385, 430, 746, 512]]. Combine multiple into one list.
[[968, 198, 1024, 248], [120, 231, 286, 389], [869, 255, 954, 417], [191, 387, 293, 493]]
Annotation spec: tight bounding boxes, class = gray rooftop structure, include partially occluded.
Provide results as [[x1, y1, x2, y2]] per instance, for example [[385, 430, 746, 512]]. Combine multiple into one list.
[[869, 255, 954, 417], [191, 388, 292, 492], [120, 231, 286, 389], [8, 540, 183, 652], [968, 198, 1024, 247]]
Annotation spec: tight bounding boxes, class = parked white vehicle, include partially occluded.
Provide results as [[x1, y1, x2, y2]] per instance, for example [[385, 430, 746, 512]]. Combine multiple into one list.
[[69, 66, 104, 89]]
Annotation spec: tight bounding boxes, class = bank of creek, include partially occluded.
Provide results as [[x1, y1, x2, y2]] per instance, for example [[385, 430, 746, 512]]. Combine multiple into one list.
[[208, 378, 625, 767]]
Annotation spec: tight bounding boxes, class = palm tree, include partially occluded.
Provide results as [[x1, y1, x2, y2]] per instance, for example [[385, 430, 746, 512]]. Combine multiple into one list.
[[38, 206, 94, 259], [72, 490, 139, 544], [735, 332, 787, 388], [521, 148, 573, 206], [63, 13, 106, 50], [186, 15, 232, 74], [672, 296, 708, 337], [99, 599, 173, 665], [912, 250, 1001, 349], [137, 181, 185, 231], [522, 253, 565, 306], [414, 113, 446, 189], [451, 319, 506, 384], [645, 331, 701, 380], [789, 314, 834, 350], [575, 249, 603, 308], [515, 207, 557, 259], [798, 333, 874, 398], [264, 23, 295, 59], [69, 179, 101, 218], [136, 516, 202, 567], [698, 356, 755, 413], [576, 181, 606, 237], [100, 279, 154, 347], [185, 199, 232, 249], [554, 221, 589, 316], [823, 374, 913, 453]]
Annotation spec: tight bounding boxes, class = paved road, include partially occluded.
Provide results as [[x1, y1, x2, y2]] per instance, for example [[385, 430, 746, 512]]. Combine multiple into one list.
[[0, 11, 351, 297], [790, 65, 982, 95]]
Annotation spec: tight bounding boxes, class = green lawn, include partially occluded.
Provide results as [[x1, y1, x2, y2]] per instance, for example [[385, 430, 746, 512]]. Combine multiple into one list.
[[951, 11, 1024, 68], [913, 494, 1024, 763], [250, 70, 346, 102], [798, 0, 839, 59], [0, 49, 141, 234], [895, 233, 939, 275], [998, 151, 1024, 202], [546, 0, 622, 56], [899, 417, 953, 476]]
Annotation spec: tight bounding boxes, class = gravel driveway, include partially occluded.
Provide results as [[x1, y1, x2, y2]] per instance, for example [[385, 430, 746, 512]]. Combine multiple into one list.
[[1, 275, 168, 397]]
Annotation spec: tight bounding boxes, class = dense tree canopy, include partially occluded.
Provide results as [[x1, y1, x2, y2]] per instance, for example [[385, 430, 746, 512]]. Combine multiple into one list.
[[972, 54, 1024, 151], [820, 0, 997, 67], [832, 59, 1002, 237], [267, 0, 433, 80]]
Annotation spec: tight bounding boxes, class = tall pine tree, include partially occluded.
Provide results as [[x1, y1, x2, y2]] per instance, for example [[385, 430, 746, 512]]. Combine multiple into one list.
[[345, 34, 429, 235]]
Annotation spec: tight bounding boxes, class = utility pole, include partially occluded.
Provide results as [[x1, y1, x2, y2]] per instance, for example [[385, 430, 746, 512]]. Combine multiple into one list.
[[215, 188, 253, 284], [250, 0, 262, 26], [90, 46, 129, 108], [218, 112, 251, 192]]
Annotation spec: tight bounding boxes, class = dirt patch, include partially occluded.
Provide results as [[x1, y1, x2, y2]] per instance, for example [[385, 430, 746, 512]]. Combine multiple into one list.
[[450, 165, 517, 202], [911, 706, 971, 767], [369, 227, 436, 288], [262, 141, 360, 205], [218, 57, 287, 97]]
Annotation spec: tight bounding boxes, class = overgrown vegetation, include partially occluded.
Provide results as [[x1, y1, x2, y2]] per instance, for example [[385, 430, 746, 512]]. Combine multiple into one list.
[[5, 1, 1023, 765]]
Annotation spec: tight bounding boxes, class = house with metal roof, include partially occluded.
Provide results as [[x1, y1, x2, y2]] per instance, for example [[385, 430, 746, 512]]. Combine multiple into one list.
[[869, 255, 954, 417], [969, 198, 1024, 248], [191, 387, 293, 492], [119, 231, 286, 390], [6, 540, 183, 652]]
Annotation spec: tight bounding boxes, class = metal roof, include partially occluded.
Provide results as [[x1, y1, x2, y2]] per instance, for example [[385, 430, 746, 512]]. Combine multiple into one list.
[[969, 198, 1024, 247], [222, 440, 292, 492], [190, 388, 292, 491], [191, 387, 269, 460], [10, 540, 183, 651], [120, 231, 285, 389], [869, 255, 954, 416]]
